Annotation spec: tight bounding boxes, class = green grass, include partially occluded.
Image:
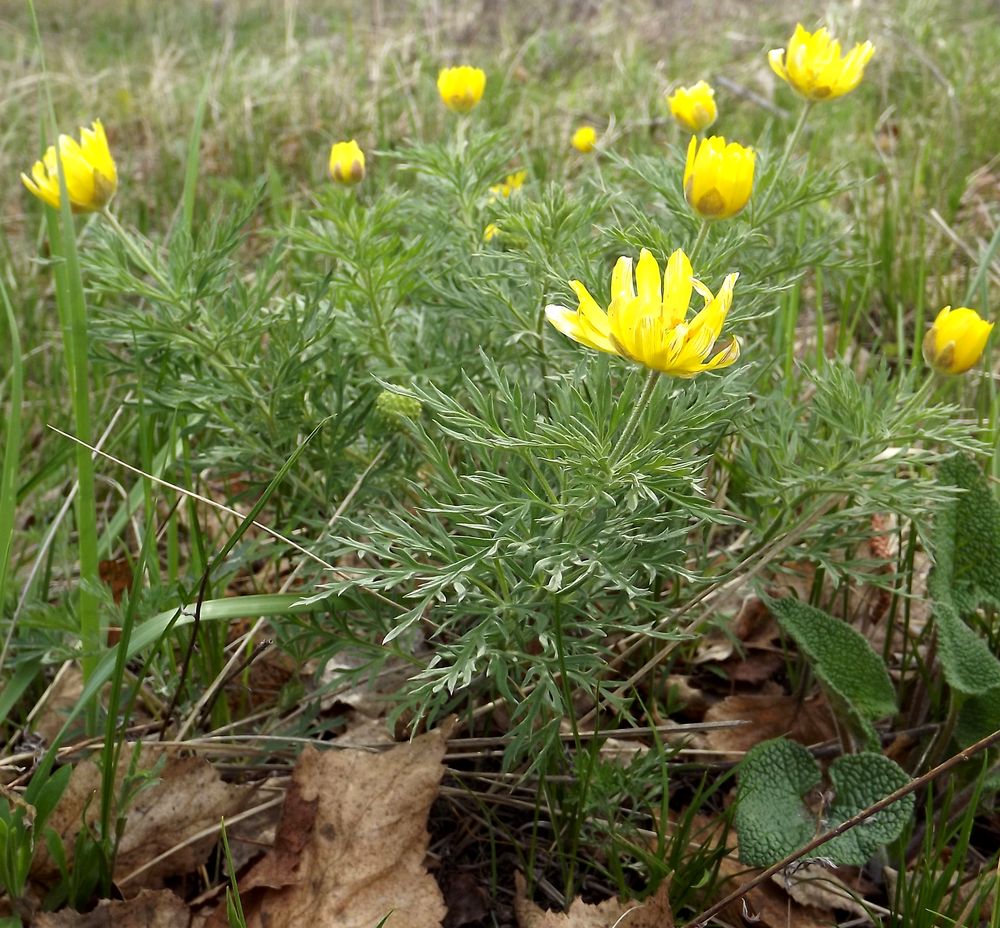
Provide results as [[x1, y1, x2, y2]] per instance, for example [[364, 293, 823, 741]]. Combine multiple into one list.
[[1, 0, 1000, 923]]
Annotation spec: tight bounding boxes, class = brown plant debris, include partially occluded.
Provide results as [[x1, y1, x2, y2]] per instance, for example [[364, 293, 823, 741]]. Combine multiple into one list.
[[513, 872, 672, 927], [32, 748, 251, 892], [33, 889, 190, 928], [232, 725, 451, 928]]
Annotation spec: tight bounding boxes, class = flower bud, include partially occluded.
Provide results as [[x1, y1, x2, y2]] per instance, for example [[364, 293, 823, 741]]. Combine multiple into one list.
[[667, 81, 717, 133], [437, 66, 486, 113], [329, 140, 365, 185], [375, 390, 423, 429], [571, 125, 597, 153], [922, 306, 994, 375], [683, 135, 755, 220]]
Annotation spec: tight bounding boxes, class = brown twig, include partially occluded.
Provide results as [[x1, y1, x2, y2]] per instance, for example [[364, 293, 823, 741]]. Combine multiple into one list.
[[680, 725, 1000, 928]]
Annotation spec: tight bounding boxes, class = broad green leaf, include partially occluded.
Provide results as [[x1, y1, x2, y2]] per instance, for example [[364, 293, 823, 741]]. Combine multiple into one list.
[[769, 597, 896, 747], [819, 754, 914, 865], [955, 686, 1000, 748], [736, 738, 914, 868], [931, 454, 1000, 614], [735, 738, 820, 867], [930, 455, 1000, 696]]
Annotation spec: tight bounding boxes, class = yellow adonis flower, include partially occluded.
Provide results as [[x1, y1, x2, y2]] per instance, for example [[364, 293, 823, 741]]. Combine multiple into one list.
[[545, 248, 740, 378], [769, 24, 875, 102], [684, 135, 755, 220], [922, 306, 994, 375], [667, 81, 717, 133], [571, 125, 597, 153], [437, 66, 486, 113], [329, 139, 365, 185], [21, 119, 117, 213], [489, 170, 527, 200], [483, 223, 501, 242]]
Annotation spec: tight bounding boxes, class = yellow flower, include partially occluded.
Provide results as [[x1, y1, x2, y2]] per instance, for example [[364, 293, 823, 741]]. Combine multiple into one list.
[[667, 81, 717, 133], [489, 170, 527, 200], [684, 135, 755, 219], [769, 24, 875, 102], [437, 66, 486, 113], [329, 139, 365, 185], [484, 223, 501, 242], [571, 125, 597, 153], [21, 119, 117, 213], [545, 248, 740, 378], [922, 306, 994, 375]]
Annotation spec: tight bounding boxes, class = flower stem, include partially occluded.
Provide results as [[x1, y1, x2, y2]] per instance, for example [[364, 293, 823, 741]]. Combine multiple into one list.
[[757, 101, 813, 218], [102, 209, 176, 299], [689, 218, 711, 266], [610, 367, 660, 459]]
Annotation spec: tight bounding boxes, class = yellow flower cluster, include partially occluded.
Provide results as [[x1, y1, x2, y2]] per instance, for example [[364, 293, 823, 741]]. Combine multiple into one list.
[[21, 28, 990, 383], [489, 171, 527, 200]]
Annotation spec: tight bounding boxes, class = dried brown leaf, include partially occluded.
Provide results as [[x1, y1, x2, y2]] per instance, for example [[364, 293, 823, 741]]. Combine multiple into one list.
[[773, 864, 869, 918], [33, 889, 189, 928], [696, 693, 838, 759], [715, 856, 833, 928], [33, 748, 251, 892], [514, 873, 672, 927], [240, 727, 450, 928]]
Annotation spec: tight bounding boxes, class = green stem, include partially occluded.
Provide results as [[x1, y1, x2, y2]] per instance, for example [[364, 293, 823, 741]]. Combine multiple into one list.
[[102, 208, 177, 299], [610, 368, 660, 459], [689, 218, 711, 266], [757, 101, 814, 217], [45, 204, 100, 728]]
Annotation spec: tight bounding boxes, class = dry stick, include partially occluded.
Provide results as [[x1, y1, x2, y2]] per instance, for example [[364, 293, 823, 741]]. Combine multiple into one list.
[[679, 725, 1000, 928]]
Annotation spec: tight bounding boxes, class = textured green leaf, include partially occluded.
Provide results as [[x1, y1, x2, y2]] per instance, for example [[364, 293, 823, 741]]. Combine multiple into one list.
[[736, 738, 914, 868], [735, 738, 820, 868], [818, 754, 915, 866], [934, 601, 1000, 696], [931, 454, 1000, 614], [930, 455, 1000, 696], [769, 598, 896, 746], [955, 686, 1000, 748]]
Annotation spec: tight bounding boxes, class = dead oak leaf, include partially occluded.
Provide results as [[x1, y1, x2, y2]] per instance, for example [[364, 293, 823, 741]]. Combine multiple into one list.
[[239, 727, 450, 928], [33, 748, 251, 892], [33, 889, 189, 928], [514, 873, 672, 927], [695, 694, 837, 759]]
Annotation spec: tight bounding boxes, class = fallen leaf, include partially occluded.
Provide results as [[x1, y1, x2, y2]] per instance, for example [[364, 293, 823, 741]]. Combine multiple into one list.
[[30, 664, 84, 744], [773, 863, 869, 918], [715, 856, 833, 928], [33, 889, 189, 927], [33, 748, 251, 892], [695, 694, 838, 759], [442, 871, 490, 927], [239, 726, 450, 928], [514, 872, 672, 927], [99, 557, 133, 605]]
